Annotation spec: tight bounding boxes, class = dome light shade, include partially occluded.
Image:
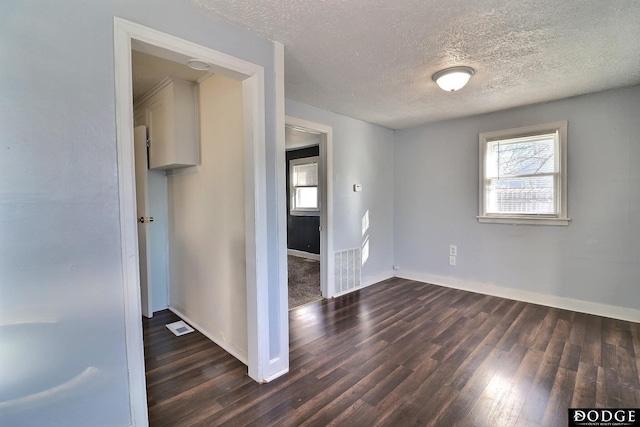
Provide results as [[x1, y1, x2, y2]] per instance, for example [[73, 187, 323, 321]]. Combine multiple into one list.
[[187, 59, 210, 71], [432, 66, 475, 91]]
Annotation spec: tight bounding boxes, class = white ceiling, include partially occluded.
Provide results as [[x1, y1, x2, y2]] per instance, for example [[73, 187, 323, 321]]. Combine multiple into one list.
[[131, 50, 209, 104], [184, 0, 640, 129]]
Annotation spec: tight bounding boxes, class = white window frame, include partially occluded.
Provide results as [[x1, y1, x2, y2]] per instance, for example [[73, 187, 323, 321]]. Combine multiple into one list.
[[290, 156, 320, 216], [478, 121, 570, 226]]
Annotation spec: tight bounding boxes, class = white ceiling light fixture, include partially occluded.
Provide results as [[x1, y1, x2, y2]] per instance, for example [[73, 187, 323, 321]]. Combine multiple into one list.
[[187, 59, 210, 71], [432, 66, 475, 92]]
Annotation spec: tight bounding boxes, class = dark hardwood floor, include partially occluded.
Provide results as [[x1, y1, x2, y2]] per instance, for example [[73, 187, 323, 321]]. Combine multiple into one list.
[[143, 278, 640, 426]]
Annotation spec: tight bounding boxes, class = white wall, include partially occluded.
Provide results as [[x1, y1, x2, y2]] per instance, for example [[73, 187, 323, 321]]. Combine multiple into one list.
[[0, 1, 279, 425], [394, 86, 640, 316], [285, 100, 396, 286], [168, 75, 248, 362]]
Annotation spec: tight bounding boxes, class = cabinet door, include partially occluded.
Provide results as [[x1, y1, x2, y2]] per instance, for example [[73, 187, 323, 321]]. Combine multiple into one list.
[[147, 90, 172, 169]]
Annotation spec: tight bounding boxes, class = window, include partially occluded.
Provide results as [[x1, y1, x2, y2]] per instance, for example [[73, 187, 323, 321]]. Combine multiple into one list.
[[290, 156, 320, 215], [478, 121, 569, 225]]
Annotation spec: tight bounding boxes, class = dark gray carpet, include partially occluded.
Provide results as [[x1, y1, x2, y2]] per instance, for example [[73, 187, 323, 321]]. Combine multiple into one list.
[[288, 255, 322, 309]]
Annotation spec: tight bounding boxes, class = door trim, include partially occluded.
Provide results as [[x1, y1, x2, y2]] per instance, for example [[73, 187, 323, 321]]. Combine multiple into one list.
[[114, 17, 274, 426], [284, 116, 334, 298]]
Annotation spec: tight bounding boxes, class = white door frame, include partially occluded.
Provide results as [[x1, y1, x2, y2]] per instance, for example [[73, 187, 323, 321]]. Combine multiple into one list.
[[113, 18, 273, 426], [284, 116, 334, 298]]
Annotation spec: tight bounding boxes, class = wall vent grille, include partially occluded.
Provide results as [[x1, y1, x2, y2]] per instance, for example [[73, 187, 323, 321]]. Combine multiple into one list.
[[334, 248, 361, 294]]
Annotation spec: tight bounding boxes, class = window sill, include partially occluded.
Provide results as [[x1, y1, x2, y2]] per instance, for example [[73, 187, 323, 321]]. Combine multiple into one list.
[[290, 210, 320, 217], [477, 216, 570, 226]]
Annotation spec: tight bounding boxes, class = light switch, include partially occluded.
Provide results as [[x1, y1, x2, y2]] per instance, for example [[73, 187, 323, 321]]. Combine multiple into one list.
[[353, 184, 363, 192]]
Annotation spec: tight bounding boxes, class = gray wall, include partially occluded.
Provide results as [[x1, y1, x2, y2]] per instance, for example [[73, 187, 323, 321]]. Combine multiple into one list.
[[394, 86, 640, 310], [0, 1, 277, 426], [285, 99, 395, 285]]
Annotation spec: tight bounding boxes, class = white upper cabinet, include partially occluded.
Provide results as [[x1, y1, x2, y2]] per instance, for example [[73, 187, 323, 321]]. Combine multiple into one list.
[[134, 78, 199, 169]]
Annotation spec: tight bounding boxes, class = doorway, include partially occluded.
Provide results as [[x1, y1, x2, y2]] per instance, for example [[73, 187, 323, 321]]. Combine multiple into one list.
[[113, 18, 285, 424], [284, 117, 334, 302], [286, 135, 321, 309], [131, 46, 251, 366]]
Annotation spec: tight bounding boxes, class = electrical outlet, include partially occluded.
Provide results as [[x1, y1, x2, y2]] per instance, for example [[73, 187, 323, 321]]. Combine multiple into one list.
[[449, 245, 457, 256], [393, 265, 400, 270], [449, 255, 456, 266]]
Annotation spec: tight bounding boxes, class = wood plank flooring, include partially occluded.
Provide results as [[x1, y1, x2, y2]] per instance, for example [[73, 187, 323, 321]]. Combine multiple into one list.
[[143, 278, 640, 426]]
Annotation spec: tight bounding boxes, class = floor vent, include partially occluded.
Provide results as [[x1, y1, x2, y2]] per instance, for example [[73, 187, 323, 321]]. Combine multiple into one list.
[[335, 248, 361, 294], [166, 320, 194, 337]]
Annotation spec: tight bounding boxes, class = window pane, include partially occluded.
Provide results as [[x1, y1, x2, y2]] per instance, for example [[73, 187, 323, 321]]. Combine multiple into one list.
[[479, 121, 567, 224], [293, 163, 318, 186], [489, 136, 555, 178], [486, 175, 556, 214], [295, 187, 318, 209]]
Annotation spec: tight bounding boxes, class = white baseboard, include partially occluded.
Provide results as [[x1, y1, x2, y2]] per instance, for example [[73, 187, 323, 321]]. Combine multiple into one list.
[[168, 306, 249, 365], [332, 270, 395, 298], [287, 249, 320, 261], [363, 270, 396, 288], [396, 270, 640, 323], [262, 366, 289, 383]]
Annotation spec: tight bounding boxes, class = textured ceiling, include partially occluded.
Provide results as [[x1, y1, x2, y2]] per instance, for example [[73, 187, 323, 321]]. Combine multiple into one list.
[[185, 0, 640, 129]]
